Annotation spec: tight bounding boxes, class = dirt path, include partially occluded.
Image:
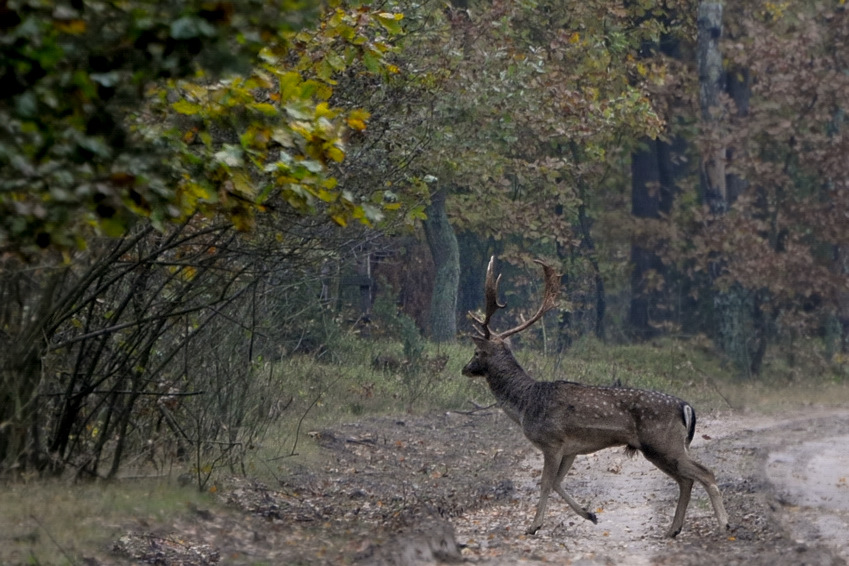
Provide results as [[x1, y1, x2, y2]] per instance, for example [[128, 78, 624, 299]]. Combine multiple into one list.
[[109, 408, 849, 565], [454, 409, 849, 565]]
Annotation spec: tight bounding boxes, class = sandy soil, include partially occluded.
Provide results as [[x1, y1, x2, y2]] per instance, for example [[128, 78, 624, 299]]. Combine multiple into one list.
[[453, 408, 849, 566], [108, 407, 849, 565]]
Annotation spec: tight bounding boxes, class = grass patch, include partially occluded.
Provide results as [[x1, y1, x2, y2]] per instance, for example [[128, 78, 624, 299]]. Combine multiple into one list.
[[0, 478, 217, 565], [514, 335, 849, 415], [253, 332, 849, 453], [4, 332, 848, 564]]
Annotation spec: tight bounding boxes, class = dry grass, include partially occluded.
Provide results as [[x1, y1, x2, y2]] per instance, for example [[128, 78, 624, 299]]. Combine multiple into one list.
[[0, 477, 216, 565]]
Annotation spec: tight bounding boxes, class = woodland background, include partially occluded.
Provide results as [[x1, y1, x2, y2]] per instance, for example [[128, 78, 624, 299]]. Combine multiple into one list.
[[2, 0, 849, 482]]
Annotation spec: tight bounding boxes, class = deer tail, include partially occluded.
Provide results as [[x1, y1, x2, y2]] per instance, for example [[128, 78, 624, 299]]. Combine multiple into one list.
[[682, 402, 696, 447]]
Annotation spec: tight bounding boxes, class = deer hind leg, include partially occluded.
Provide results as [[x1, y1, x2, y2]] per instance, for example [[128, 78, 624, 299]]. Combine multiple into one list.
[[667, 476, 694, 538], [681, 457, 730, 534], [644, 448, 729, 538], [552, 454, 598, 524], [527, 451, 559, 535]]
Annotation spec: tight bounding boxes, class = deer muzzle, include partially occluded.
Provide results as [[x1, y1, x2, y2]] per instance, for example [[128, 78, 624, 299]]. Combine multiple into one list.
[[462, 356, 484, 377]]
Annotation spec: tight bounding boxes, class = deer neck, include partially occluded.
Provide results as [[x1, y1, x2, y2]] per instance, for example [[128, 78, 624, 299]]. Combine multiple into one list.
[[484, 350, 537, 422]]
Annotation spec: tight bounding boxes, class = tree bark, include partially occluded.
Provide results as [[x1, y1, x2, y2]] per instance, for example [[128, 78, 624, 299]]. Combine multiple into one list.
[[698, 2, 762, 375], [626, 15, 686, 339], [698, 2, 728, 215], [628, 135, 682, 338], [423, 189, 459, 342]]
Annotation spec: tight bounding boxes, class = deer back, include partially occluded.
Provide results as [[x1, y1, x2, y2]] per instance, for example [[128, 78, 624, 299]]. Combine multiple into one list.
[[519, 381, 694, 455]]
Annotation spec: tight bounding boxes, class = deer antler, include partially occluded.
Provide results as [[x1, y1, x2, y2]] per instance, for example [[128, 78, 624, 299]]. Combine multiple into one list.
[[497, 259, 560, 339], [471, 256, 506, 339], [471, 256, 560, 340]]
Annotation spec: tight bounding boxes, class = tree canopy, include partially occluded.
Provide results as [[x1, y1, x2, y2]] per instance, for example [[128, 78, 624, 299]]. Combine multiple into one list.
[[0, 0, 405, 256], [4, 0, 849, 478]]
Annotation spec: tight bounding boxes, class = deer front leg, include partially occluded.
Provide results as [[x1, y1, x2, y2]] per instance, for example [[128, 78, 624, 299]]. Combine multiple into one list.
[[552, 454, 598, 524]]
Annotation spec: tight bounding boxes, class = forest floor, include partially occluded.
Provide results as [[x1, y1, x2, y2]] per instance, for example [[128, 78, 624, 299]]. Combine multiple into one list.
[[102, 404, 849, 565], [5, 405, 849, 565]]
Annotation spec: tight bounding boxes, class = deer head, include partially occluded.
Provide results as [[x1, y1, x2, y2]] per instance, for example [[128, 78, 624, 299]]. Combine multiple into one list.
[[462, 256, 560, 378]]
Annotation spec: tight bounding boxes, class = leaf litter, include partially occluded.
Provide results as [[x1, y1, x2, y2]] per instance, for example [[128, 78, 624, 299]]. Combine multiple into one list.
[[105, 409, 849, 565]]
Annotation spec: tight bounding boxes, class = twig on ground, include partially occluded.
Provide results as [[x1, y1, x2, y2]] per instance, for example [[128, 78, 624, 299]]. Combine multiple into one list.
[[451, 400, 498, 416]]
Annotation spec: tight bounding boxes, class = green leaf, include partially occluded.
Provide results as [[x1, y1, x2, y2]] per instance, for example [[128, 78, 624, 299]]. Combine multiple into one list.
[[362, 51, 381, 73], [248, 102, 278, 116], [376, 12, 404, 35], [279, 71, 302, 101], [172, 99, 201, 115], [99, 216, 127, 238]]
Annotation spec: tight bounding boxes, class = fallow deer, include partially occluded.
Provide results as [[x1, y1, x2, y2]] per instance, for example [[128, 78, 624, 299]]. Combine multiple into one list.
[[462, 256, 729, 537]]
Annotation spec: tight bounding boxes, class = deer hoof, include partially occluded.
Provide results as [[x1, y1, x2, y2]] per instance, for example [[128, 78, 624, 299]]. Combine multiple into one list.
[[585, 511, 598, 524], [665, 527, 682, 539], [525, 525, 541, 536]]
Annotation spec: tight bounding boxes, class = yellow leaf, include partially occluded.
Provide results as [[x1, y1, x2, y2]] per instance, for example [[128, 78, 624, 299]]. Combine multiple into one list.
[[347, 118, 367, 131], [249, 102, 278, 116], [279, 71, 302, 101], [315, 83, 333, 100], [569, 32, 580, 44], [326, 145, 345, 163], [231, 172, 256, 198], [316, 102, 337, 118], [347, 109, 370, 131], [172, 99, 201, 115], [244, 73, 273, 90], [54, 19, 87, 34], [183, 83, 209, 100], [316, 188, 337, 202]]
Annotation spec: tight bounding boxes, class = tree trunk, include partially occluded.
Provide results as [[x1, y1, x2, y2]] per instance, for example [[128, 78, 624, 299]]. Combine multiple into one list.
[[423, 189, 459, 342], [698, 2, 761, 375], [0, 268, 64, 472], [628, 137, 679, 338], [698, 2, 737, 363], [627, 20, 685, 339], [698, 2, 728, 215]]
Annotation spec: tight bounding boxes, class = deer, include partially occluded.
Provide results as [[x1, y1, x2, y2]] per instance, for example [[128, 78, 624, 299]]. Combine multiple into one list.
[[462, 256, 730, 538]]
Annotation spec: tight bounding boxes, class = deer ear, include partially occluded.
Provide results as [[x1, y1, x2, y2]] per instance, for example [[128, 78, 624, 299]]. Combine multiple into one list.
[[471, 335, 489, 349]]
